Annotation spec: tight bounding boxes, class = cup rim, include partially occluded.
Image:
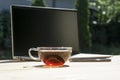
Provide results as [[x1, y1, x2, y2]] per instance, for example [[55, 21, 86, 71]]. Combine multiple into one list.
[[36, 47, 72, 50]]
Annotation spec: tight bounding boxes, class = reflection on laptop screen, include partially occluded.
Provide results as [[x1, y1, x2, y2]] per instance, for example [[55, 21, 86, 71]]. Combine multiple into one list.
[[11, 5, 80, 58]]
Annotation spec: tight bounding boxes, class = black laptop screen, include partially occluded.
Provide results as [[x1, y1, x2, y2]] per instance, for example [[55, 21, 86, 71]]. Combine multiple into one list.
[[11, 5, 80, 56]]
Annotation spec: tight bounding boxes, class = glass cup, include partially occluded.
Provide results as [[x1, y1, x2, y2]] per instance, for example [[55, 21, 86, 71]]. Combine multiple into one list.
[[28, 47, 72, 67]]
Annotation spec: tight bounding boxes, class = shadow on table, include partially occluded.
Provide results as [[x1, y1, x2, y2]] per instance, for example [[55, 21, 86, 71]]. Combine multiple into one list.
[[34, 65, 69, 68]]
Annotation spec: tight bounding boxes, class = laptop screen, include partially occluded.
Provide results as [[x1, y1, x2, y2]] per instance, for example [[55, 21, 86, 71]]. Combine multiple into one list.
[[11, 5, 80, 58]]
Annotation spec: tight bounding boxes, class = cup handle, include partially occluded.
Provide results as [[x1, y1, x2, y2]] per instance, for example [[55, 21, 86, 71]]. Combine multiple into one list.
[[28, 48, 40, 61]]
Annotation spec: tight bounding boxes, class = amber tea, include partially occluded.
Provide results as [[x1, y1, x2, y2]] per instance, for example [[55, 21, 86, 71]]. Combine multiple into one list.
[[28, 47, 72, 67], [40, 50, 71, 67]]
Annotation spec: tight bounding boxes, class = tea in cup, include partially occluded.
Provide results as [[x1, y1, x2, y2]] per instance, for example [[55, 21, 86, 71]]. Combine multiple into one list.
[[28, 47, 72, 67]]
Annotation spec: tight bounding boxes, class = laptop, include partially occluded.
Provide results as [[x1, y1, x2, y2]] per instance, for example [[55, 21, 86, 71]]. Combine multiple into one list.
[[10, 5, 80, 61]]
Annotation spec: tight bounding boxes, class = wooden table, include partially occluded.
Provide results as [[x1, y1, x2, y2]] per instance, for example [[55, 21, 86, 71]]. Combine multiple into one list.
[[0, 54, 120, 80]]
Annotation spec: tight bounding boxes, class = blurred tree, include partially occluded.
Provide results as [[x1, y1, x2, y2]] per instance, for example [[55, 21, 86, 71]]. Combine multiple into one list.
[[89, 0, 120, 55], [0, 10, 11, 59], [0, 10, 11, 50], [0, 13, 4, 49], [75, 0, 92, 52], [32, 0, 46, 7], [89, 0, 120, 24]]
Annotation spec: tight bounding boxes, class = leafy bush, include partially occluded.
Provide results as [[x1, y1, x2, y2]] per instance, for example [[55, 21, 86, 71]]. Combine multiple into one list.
[[32, 0, 46, 7], [0, 10, 11, 59], [75, 0, 92, 52]]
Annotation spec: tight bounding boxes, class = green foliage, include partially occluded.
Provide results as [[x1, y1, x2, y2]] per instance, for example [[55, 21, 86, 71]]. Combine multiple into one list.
[[92, 43, 120, 55], [0, 10, 11, 59], [89, 0, 120, 55], [89, 0, 120, 24], [0, 13, 3, 47], [75, 0, 92, 52], [32, 0, 46, 7], [90, 24, 107, 45]]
